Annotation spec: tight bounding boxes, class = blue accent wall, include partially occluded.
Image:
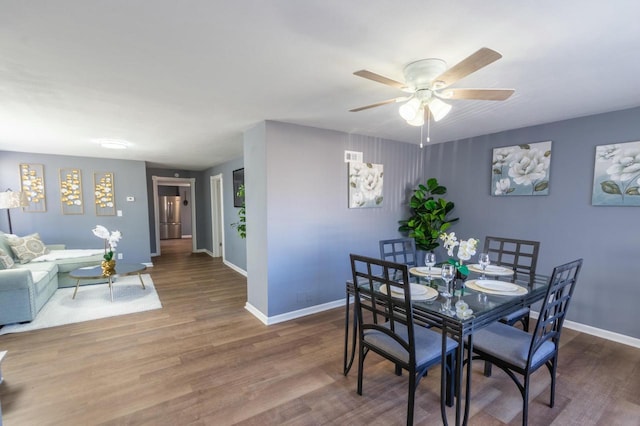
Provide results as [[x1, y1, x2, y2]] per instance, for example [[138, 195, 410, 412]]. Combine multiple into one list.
[[245, 121, 425, 317], [247, 108, 640, 339], [423, 106, 640, 339], [0, 151, 151, 264]]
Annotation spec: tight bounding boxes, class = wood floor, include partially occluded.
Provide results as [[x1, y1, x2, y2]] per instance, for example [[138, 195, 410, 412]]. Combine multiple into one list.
[[1, 239, 639, 425]]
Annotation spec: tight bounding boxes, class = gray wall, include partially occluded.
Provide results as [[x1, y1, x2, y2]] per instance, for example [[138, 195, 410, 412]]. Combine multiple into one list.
[[423, 106, 640, 339], [200, 156, 247, 271], [247, 109, 640, 339], [0, 151, 151, 264], [178, 186, 192, 236], [245, 121, 425, 317], [245, 122, 269, 314]]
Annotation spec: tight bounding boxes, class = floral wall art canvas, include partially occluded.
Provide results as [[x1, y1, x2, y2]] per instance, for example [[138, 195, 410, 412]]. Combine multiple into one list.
[[592, 141, 640, 206], [348, 162, 383, 208], [491, 141, 552, 196]]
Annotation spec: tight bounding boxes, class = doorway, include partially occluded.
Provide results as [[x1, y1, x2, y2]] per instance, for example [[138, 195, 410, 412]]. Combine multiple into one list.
[[152, 176, 197, 256]]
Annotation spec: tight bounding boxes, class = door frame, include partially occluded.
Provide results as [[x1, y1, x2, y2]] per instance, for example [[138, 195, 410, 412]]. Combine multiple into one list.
[[152, 176, 196, 256], [210, 174, 225, 259]]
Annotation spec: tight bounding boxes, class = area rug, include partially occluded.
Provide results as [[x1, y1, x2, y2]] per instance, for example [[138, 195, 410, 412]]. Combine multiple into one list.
[[0, 274, 162, 335]]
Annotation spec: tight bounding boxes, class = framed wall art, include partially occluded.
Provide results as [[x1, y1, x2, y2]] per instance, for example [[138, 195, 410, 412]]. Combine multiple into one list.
[[19, 163, 47, 212], [592, 140, 640, 206], [94, 172, 116, 215], [348, 162, 383, 208], [233, 168, 244, 207], [491, 141, 552, 196], [59, 168, 84, 214]]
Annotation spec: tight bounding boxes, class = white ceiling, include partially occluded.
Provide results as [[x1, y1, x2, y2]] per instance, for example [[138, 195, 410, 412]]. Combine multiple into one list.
[[2, 1, 640, 171]]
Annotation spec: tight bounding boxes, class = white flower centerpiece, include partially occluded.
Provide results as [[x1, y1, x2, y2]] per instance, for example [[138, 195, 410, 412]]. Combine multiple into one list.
[[439, 232, 478, 276], [92, 225, 122, 263]]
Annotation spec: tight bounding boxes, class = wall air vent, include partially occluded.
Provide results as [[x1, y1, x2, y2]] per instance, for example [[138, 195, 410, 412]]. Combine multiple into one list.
[[344, 150, 363, 163]]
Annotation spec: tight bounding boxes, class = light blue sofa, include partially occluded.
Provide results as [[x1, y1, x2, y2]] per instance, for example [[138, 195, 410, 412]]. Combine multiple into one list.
[[0, 232, 104, 326]]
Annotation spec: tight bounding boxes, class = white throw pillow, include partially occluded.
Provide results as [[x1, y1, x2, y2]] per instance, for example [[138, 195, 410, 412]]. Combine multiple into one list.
[[0, 247, 14, 269], [7, 233, 49, 264]]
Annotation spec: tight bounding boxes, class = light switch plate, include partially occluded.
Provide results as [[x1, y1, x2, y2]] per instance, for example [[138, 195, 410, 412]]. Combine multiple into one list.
[[117, 210, 123, 217]]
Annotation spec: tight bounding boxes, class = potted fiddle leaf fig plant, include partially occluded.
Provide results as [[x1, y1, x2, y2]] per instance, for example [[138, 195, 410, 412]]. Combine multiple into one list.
[[398, 178, 458, 251]]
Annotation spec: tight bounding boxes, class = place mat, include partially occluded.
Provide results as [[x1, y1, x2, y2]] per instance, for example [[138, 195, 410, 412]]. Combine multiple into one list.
[[409, 266, 442, 277], [465, 279, 528, 296], [380, 284, 439, 301], [467, 264, 514, 276]]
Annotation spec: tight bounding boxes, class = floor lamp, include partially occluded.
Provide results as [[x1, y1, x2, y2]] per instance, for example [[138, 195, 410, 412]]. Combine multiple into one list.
[[0, 189, 29, 234]]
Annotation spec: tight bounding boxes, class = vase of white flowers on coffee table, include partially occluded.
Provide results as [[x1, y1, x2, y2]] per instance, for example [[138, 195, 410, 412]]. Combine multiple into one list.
[[92, 225, 122, 276]]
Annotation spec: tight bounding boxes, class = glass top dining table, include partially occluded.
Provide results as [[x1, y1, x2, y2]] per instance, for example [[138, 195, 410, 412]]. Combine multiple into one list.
[[343, 265, 550, 426]]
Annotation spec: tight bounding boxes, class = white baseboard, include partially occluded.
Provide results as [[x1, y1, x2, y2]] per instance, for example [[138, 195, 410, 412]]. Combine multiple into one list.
[[244, 302, 269, 325], [143, 262, 154, 267], [223, 260, 246, 277], [199, 249, 247, 277], [243, 301, 639, 349], [530, 311, 640, 349], [245, 298, 345, 326]]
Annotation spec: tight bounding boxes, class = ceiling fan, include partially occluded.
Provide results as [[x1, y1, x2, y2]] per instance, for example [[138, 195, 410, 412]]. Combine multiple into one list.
[[350, 47, 514, 126]]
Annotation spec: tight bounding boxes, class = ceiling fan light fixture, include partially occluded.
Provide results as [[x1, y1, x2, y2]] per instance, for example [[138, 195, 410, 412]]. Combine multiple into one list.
[[406, 108, 425, 126], [398, 98, 421, 121], [427, 98, 452, 122]]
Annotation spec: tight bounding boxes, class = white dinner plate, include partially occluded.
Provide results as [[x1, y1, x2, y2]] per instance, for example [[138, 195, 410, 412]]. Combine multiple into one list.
[[475, 280, 520, 292], [380, 284, 438, 301], [465, 279, 527, 296], [390, 283, 427, 295], [409, 266, 442, 277], [467, 264, 514, 276]]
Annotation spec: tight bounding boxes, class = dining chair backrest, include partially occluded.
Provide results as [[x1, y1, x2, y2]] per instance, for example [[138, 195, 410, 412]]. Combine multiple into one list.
[[379, 237, 418, 267], [350, 254, 416, 364], [527, 258, 582, 369], [483, 236, 540, 276]]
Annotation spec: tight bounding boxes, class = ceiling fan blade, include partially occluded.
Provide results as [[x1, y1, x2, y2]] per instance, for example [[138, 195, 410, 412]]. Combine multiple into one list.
[[353, 70, 407, 90], [349, 97, 409, 112], [442, 88, 514, 101], [433, 48, 503, 89]]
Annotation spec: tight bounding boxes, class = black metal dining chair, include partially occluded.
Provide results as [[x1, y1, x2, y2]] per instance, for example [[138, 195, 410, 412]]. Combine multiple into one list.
[[483, 236, 540, 331], [471, 258, 583, 426], [350, 254, 458, 425], [379, 237, 418, 267]]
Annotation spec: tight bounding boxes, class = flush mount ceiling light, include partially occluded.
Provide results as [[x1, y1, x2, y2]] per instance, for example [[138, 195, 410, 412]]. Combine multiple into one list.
[[349, 47, 515, 131], [93, 139, 129, 149]]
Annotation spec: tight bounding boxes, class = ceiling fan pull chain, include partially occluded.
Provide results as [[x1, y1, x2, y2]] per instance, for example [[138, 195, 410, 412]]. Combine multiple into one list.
[[420, 124, 424, 149], [426, 108, 431, 143]]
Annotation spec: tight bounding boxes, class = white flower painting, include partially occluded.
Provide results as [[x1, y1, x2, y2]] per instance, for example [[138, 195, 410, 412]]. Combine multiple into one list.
[[348, 162, 383, 208], [491, 141, 552, 196], [592, 140, 640, 206]]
